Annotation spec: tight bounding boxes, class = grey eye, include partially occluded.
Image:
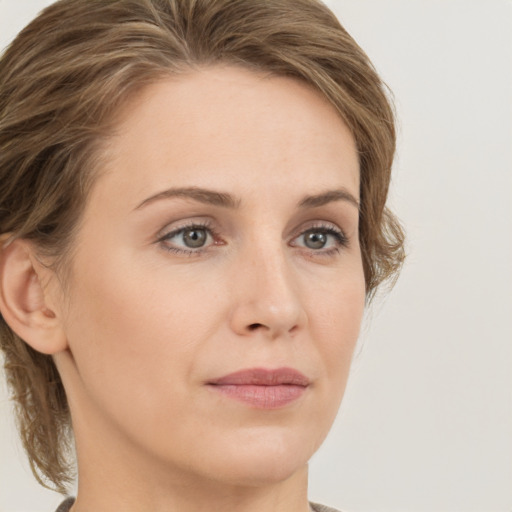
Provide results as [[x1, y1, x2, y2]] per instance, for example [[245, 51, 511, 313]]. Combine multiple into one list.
[[303, 231, 327, 249], [182, 228, 208, 248]]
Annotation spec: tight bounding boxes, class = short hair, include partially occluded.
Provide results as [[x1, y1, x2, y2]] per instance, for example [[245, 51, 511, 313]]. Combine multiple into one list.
[[0, 0, 404, 493]]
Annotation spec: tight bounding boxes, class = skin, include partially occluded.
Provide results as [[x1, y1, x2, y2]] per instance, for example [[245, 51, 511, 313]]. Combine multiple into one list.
[[19, 66, 365, 512]]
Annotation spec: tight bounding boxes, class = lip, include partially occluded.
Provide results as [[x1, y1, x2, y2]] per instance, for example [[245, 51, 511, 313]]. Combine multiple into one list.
[[207, 367, 309, 409]]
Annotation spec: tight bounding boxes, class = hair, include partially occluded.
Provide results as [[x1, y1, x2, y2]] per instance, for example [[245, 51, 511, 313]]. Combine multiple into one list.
[[0, 0, 405, 494]]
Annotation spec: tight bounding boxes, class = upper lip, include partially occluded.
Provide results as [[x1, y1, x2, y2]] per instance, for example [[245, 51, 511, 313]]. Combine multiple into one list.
[[208, 367, 310, 386]]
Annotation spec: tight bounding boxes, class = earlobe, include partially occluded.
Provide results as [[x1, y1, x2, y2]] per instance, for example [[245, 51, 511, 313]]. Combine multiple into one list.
[[0, 238, 68, 355]]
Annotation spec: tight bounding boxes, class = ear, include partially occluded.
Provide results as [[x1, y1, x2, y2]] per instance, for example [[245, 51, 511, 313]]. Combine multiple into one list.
[[0, 238, 68, 355]]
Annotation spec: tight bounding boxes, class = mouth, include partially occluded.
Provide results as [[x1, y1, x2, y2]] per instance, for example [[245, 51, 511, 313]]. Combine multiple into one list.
[[207, 367, 310, 409]]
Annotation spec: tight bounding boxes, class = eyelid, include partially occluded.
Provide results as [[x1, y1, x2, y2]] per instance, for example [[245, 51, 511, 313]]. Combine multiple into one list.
[[156, 218, 214, 240], [290, 220, 347, 240]]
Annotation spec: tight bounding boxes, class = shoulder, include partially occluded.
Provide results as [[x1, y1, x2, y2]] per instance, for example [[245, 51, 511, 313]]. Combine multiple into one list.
[[310, 501, 344, 512]]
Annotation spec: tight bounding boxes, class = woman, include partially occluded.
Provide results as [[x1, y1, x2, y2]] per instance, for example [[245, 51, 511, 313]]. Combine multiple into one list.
[[0, 1, 404, 511]]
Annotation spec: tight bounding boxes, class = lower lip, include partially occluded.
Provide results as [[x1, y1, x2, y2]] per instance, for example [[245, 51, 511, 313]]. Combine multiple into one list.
[[208, 384, 307, 409]]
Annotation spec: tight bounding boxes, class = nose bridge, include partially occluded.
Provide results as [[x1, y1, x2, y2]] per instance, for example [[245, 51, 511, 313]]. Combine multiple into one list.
[[229, 232, 306, 338], [253, 241, 295, 304]]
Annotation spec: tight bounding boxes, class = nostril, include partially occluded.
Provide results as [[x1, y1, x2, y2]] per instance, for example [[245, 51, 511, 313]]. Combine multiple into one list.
[[248, 323, 263, 331]]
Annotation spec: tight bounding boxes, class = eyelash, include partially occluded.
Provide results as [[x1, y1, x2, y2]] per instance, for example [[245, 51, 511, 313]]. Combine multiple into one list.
[[156, 221, 348, 257]]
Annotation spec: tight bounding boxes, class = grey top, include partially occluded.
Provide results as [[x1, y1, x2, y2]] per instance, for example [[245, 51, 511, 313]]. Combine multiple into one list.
[[310, 502, 342, 512], [55, 498, 75, 512], [55, 498, 341, 512]]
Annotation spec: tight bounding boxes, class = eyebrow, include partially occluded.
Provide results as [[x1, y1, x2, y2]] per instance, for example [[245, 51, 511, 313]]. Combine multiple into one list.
[[298, 189, 360, 210], [134, 186, 240, 210], [134, 186, 359, 211]]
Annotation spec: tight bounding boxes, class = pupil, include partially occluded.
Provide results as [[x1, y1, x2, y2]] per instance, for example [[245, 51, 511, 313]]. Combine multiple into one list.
[[305, 231, 327, 249], [184, 228, 207, 248]]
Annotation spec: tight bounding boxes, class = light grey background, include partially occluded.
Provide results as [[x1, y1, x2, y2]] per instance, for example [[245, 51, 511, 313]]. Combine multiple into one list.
[[1, 1, 511, 511]]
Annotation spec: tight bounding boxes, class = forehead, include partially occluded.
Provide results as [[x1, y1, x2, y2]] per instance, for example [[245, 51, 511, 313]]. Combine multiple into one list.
[[95, 65, 359, 208]]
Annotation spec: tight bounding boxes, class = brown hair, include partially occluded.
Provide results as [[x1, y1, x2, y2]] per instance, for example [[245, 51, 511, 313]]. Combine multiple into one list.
[[0, 0, 404, 493]]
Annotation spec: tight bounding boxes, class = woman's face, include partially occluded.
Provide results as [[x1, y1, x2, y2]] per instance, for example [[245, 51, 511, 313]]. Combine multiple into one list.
[[55, 66, 365, 487]]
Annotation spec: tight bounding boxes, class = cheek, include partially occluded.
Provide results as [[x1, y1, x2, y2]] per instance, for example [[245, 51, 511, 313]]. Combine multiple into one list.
[[62, 259, 190, 408], [62, 251, 228, 399], [310, 266, 366, 378], [293, 267, 365, 455]]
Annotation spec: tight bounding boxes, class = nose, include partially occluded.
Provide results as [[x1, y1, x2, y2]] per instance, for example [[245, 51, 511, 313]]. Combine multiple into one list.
[[228, 246, 307, 339]]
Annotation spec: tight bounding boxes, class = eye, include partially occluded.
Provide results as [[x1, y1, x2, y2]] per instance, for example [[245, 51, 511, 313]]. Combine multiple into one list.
[[158, 223, 216, 254], [291, 225, 348, 253], [180, 227, 209, 248], [303, 231, 329, 249]]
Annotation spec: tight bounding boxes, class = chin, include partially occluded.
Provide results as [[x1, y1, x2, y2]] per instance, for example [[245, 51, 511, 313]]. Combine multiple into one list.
[[201, 454, 309, 488], [176, 425, 320, 488]]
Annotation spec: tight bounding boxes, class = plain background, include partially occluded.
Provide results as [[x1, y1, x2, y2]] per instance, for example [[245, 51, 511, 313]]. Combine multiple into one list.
[[0, 1, 511, 511]]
